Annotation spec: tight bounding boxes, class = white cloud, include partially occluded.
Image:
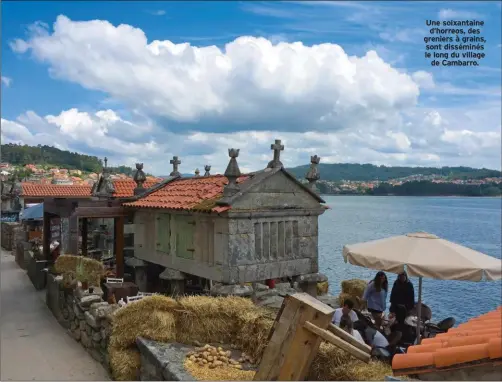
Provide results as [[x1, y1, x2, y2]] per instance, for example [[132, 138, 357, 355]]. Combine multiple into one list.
[[438, 9, 482, 20], [1, 76, 12, 87], [411, 71, 435, 90], [147, 10, 166, 16], [11, 15, 420, 133]]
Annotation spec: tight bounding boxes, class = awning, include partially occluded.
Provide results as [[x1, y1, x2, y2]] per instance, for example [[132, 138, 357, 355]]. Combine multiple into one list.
[[21, 203, 44, 221]]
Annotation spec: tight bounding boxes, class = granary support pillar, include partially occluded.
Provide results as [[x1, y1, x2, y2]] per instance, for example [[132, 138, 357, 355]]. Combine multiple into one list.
[[126, 257, 148, 292], [159, 268, 186, 297], [296, 273, 328, 298]]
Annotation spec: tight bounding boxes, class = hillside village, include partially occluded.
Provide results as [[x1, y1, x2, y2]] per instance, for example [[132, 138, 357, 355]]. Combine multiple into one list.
[[0, 162, 162, 186]]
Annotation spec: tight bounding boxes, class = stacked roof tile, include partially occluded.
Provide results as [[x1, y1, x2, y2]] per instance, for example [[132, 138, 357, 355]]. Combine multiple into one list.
[[123, 175, 250, 212], [392, 306, 502, 377], [21, 183, 92, 198]]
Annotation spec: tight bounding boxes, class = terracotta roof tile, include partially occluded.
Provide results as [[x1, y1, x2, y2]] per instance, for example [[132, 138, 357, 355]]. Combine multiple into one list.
[[112, 179, 161, 198], [21, 182, 92, 198], [393, 306, 502, 377], [122, 175, 250, 212]]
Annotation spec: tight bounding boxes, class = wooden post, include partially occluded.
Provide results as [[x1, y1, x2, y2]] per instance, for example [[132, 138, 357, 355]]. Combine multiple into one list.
[[68, 215, 79, 255], [254, 293, 335, 381], [42, 211, 51, 260], [81, 218, 88, 256], [114, 216, 124, 278]]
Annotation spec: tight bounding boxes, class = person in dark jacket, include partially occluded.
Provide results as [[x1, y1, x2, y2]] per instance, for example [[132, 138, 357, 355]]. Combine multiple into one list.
[[389, 271, 415, 313]]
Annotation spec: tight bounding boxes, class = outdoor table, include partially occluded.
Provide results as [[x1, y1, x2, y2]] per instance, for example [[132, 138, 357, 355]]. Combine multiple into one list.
[[102, 281, 138, 302]]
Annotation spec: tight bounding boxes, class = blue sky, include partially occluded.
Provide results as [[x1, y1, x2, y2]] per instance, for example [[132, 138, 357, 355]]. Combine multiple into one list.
[[1, 1, 501, 174]]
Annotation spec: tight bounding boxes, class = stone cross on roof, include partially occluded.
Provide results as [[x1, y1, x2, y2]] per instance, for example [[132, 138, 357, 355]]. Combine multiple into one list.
[[223, 149, 241, 197], [267, 139, 284, 169], [305, 155, 321, 193], [204, 165, 211, 177], [104, 157, 108, 168], [170, 156, 181, 177]]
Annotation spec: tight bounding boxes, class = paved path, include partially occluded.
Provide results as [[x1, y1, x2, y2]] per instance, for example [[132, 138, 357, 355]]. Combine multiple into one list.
[[1, 249, 109, 380]]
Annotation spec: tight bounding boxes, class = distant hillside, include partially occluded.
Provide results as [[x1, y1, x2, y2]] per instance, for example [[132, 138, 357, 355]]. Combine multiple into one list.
[[286, 163, 501, 182], [1, 144, 135, 175]]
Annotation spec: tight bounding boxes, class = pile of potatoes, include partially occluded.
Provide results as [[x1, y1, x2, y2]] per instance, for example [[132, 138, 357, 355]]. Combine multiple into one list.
[[186, 344, 255, 369]]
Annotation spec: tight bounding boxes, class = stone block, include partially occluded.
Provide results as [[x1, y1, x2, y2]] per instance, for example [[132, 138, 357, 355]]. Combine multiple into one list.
[[62, 307, 69, 319], [254, 289, 278, 302], [85, 311, 100, 329], [298, 236, 317, 258], [86, 325, 93, 336], [88, 348, 104, 363], [79, 320, 86, 331], [81, 331, 91, 348], [27, 257, 47, 290], [209, 283, 253, 297], [70, 321, 78, 331], [46, 274, 63, 320], [75, 286, 104, 300], [136, 337, 194, 381], [228, 219, 254, 234], [74, 304, 84, 319], [80, 295, 103, 308], [100, 338, 107, 349], [228, 233, 254, 265], [256, 295, 285, 310], [92, 331, 102, 342], [72, 328, 81, 341]]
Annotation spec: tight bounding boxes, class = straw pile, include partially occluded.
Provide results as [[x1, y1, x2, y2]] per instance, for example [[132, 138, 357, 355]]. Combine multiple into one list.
[[107, 294, 392, 381], [341, 279, 367, 297], [54, 254, 105, 286]]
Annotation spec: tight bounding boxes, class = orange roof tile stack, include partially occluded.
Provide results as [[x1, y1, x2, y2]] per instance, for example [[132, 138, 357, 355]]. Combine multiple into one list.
[[112, 179, 161, 198], [392, 306, 502, 377], [123, 175, 249, 212], [21, 183, 92, 198]]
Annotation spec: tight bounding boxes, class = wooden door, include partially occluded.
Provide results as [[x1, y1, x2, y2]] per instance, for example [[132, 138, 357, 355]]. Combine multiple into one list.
[[176, 217, 195, 259]]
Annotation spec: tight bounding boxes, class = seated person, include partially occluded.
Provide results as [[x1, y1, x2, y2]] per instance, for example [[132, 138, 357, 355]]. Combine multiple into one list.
[[354, 318, 395, 358], [339, 314, 365, 344], [332, 298, 358, 326]]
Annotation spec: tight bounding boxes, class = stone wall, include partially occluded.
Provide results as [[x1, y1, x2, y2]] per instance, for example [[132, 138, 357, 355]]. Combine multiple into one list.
[[46, 274, 119, 376], [1, 222, 22, 250]]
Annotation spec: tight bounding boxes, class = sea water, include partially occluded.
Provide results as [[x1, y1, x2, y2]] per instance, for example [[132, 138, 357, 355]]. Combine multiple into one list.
[[319, 195, 502, 324]]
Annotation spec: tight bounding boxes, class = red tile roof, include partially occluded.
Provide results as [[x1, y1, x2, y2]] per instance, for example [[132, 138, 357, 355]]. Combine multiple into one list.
[[393, 306, 502, 376], [21, 182, 92, 198], [123, 175, 249, 212], [112, 179, 162, 198]]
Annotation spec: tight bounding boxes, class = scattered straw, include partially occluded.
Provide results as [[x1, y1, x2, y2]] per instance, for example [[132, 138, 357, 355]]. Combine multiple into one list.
[[184, 359, 256, 381], [341, 279, 367, 297]]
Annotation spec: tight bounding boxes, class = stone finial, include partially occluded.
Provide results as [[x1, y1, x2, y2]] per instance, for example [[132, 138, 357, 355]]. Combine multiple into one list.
[[194, 168, 200, 177], [133, 163, 147, 195], [170, 156, 181, 177], [223, 149, 241, 197], [267, 139, 285, 169], [204, 165, 211, 177], [104, 157, 108, 168], [305, 155, 321, 193]]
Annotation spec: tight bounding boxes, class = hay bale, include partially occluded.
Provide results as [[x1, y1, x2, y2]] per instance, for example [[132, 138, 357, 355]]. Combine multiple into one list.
[[235, 309, 274, 362], [108, 345, 141, 381], [175, 296, 256, 345], [110, 308, 176, 349], [55, 254, 79, 274], [341, 279, 367, 297], [317, 281, 329, 295]]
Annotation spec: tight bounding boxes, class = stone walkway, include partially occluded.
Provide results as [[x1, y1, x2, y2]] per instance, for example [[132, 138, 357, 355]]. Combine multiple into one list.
[[0, 249, 110, 381]]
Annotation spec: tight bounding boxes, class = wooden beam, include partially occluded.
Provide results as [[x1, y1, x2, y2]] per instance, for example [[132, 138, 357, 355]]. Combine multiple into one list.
[[303, 321, 371, 363], [68, 215, 79, 255], [114, 216, 125, 278], [254, 293, 335, 381], [72, 206, 128, 218], [327, 323, 372, 354], [43, 212, 51, 260], [81, 218, 88, 256]]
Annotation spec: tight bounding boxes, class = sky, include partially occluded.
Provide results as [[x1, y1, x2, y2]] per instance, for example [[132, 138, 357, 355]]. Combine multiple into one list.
[[1, 1, 501, 175]]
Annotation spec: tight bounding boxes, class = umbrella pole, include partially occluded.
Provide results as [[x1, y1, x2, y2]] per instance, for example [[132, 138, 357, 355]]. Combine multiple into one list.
[[416, 277, 423, 345]]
